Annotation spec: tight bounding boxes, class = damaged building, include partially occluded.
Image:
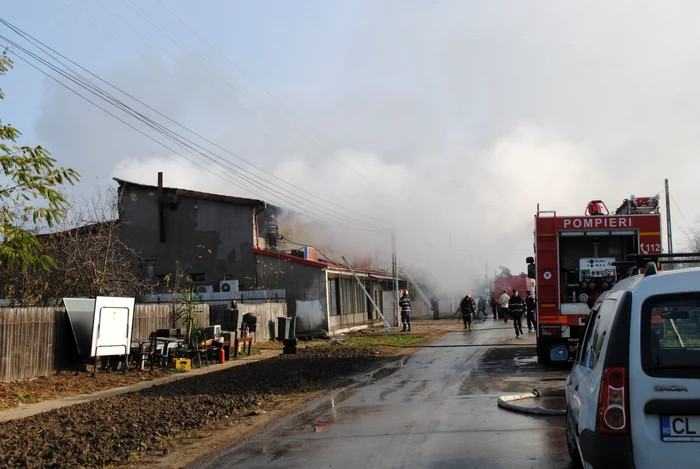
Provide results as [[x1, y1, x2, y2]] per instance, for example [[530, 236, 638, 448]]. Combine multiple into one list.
[[114, 174, 405, 335]]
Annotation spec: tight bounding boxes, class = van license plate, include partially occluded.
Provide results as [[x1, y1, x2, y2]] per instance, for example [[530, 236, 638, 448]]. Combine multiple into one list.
[[661, 416, 700, 442]]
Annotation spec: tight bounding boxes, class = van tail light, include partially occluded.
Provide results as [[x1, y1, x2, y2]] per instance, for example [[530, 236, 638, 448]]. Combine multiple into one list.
[[597, 367, 629, 434]]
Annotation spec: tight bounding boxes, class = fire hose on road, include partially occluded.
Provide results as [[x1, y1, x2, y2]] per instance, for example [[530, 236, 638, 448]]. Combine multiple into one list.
[[497, 388, 566, 416]]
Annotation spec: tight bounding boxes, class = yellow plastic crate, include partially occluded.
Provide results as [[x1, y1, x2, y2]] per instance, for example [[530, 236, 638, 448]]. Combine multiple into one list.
[[171, 358, 191, 371]]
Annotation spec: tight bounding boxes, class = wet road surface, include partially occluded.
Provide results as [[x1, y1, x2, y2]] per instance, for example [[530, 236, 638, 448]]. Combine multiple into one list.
[[195, 320, 573, 469]]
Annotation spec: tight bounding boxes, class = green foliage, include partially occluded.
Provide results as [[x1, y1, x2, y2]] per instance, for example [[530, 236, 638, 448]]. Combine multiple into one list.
[[163, 245, 209, 341], [175, 288, 200, 342], [344, 334, 426, 348], [0, 50, 80, 271]]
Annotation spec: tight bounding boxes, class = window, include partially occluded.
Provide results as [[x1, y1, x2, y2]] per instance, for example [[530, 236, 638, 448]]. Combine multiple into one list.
[[581, 299, 618, 370], [190, 273, 206, 282], [641, 293, 700, 378], [328, 278, 339, 316], [577, 304, 600, 364]]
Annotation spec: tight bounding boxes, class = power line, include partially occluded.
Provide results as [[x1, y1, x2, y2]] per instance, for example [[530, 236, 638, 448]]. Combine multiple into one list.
[[280, 235, 345, 267], [0, 16, 381, 225], [80, 0, 379, 195], [151, 0, 377, 180], [54, 0, 383, 207], [670, 195, 694, 238], [0, 36, 377, 231], [124, 0, 377, 189], [118, 2, 383, 223], [0, 18, 384, 231]]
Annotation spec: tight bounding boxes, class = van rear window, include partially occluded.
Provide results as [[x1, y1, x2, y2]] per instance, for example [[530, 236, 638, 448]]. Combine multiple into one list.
[[641, 294, 700, 378]]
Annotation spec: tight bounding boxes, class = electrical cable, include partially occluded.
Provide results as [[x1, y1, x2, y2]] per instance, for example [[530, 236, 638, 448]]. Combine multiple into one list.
[[278, 235, 344, 267], [37, 6, 383, 221], [81, 0, 379, 194], [151, 0, 378, 181], [21, 10, 379, 223], [125, 0, 377, 187], [0, 38, 374, 230], [53, 0, 387, 212], [0, 21, 385, 231]]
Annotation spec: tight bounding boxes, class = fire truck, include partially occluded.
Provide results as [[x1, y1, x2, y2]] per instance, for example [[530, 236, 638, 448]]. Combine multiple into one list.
[[493, 275, 533, 319], [526, 195, 662, 363]]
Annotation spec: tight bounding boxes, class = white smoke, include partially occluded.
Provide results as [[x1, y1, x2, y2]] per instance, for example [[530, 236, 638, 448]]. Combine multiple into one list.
[[14, 0, 700, 296]]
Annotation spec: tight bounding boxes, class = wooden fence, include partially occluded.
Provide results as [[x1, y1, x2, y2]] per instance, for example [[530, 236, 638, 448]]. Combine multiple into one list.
[[130, 303, 209, 343], [0, 304, 210, 383], [209, 302, 286, 341], [0, 307, 66, 383]]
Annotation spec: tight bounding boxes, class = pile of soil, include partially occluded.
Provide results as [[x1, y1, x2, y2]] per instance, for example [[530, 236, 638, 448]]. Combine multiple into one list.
[[0, 346, 386, 469]]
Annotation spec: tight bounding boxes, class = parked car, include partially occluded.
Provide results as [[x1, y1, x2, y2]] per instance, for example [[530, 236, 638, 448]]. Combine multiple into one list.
[[565, 263, 700, 469]]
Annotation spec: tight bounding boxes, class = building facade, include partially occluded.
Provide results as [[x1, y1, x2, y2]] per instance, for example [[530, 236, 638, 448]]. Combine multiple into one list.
[[115, 175, 404, 334]]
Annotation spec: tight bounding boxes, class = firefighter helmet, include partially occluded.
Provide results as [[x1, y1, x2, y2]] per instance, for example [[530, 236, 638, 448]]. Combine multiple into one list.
[[402, 289, 409, 296]]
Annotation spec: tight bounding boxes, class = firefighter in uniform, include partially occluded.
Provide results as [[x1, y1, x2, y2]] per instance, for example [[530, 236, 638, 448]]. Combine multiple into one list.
[[526, 291, 537, 333], [400, 289, 412, 332], [266, 213, 279, 249], [460, 294, 476, 331], [430, 296, 440, 320], [509, 289, 526, 338], [477, 296, 487, 319]]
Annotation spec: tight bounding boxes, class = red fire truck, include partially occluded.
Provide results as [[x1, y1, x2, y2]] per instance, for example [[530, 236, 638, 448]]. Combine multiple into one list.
[[493, 275, 533, 319], [527, 195, 662, 363]]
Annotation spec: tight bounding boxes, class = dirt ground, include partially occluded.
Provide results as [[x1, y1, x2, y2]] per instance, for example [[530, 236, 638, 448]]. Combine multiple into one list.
[[0, 343, 270, 411], [0, 369, 168, 411], [0, 320, 455, 469]]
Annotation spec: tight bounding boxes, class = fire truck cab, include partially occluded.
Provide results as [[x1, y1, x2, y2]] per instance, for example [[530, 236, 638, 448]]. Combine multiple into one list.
[[528, 195, 662, 363]]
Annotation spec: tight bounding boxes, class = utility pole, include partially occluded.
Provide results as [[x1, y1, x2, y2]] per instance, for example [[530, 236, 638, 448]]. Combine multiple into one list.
[[665, 179, 674, 268], [391, 230, 399, 327]]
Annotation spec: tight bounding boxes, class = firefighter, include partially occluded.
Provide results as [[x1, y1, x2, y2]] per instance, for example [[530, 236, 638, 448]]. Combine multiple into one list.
[[526, 290, 537, 333], [266, 213, 279, 249], [477, 296, 487, 319], [460, 294, 476, 331], [499, 290, 510, 323], [430, 296, 440, 320], [490, 296, 497, 320], [400, 289, 412, 332], [509, 289, 526, 338]]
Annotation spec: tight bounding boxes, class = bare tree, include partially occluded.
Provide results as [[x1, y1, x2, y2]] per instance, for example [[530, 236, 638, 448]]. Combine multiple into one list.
[[676, 227, 700, 268], [0, 186, 153, 305]]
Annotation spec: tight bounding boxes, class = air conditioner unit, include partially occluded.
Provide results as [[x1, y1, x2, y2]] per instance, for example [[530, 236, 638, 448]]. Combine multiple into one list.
[[196, 285, 214, 294], [219, 280, 239, 293]]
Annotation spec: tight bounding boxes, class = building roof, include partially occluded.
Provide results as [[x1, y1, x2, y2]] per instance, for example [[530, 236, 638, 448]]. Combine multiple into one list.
[[253, 247, 397, 279], [36, 221, 117, 239], [113, 177, 266, 207]]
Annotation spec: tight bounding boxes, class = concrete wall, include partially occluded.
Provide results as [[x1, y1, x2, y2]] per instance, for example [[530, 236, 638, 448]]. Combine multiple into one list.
[[238, 302, 287, 341], [118, 184, 259, 292], [207, 303, 286, 341], [258, 256, 328, 332], [295, 299, 325, 332]]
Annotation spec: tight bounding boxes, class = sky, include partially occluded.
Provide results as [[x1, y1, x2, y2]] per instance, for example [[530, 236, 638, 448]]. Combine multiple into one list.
[[3, 0, 700, 297]]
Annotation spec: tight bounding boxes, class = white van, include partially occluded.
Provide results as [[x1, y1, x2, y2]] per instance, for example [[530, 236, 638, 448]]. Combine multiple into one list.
[[565, 263, 700, 469]]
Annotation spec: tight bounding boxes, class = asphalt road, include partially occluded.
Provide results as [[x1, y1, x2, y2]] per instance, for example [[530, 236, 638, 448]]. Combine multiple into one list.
[[196, 320, 574, 469]]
